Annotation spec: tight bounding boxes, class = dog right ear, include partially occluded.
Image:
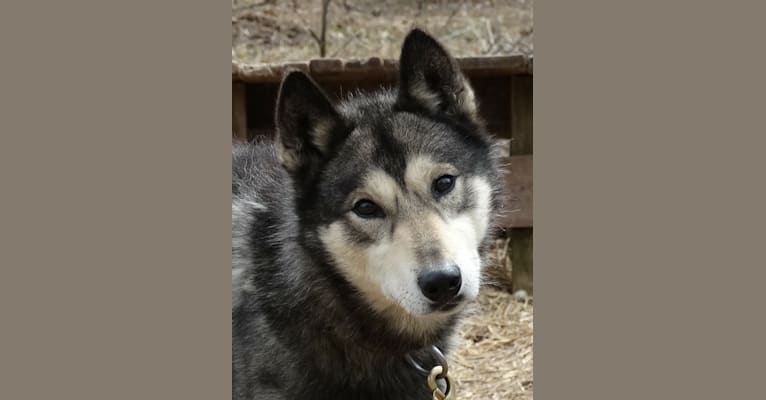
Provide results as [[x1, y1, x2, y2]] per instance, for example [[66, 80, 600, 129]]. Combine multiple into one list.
[[275, 71, 345, 173], [396, 29, 478, 119]]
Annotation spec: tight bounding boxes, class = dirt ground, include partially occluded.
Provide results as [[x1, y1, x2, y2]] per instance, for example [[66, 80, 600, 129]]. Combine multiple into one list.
[[232, 1, 533, 398], [232, 0, 533, 64], [453, 287, 533, 400], [446, 238, 533, 400]]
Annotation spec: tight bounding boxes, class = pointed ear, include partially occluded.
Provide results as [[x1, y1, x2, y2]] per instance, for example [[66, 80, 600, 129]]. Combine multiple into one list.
[[396, 29, 478, 118], [275, 71, 345, 172]]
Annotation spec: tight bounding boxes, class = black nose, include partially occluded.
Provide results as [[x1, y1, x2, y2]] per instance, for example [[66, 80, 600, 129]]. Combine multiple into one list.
[[417, 268, 462, 305]]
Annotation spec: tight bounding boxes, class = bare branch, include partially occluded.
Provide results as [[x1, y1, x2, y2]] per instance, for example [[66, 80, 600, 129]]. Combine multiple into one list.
[[232, 0, 271, 14], [309, 29, 321, 44], [317, 0, 332, 57]]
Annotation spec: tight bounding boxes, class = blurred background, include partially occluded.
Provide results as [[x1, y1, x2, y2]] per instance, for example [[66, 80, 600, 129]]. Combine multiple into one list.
[[232, 0, 533, 64]]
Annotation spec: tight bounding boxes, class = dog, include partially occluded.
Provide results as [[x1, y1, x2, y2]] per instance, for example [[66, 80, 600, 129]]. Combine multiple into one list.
[[232, 28, 505, 400]]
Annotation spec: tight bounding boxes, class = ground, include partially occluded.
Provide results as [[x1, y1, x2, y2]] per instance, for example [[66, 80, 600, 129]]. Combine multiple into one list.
[[453, 287, 533, 400], [232, 0, 533, 64], [232, 1, 534, 398]]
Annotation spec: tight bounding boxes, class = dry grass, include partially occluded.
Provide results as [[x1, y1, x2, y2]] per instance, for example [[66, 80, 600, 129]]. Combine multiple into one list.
[[232, 0, 533, 64], [484, 237, 515, 292], [452, 288, 533, 400], [438, 238, 533, 399]]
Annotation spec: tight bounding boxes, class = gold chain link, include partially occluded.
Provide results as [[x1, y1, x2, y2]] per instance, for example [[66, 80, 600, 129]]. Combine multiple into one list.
[[427, 365, 456, 400]]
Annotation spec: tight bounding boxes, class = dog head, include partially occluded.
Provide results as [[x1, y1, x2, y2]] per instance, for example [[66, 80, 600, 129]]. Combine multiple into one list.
[[275, 29, 503, 338]]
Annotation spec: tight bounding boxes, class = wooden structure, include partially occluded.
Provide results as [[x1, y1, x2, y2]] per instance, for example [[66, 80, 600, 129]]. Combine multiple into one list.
[[232, 56, 533, 294]]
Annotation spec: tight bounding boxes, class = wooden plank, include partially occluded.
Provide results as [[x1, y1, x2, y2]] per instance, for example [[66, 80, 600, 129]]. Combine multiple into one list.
[[470, 76, 512, 139], [511, 227, 533, 295], [232, 82, 248, 142], [456, 55, 529, 77], [497, 155, 533, 228], [233, 55, 532, 83], [234, 62, 309, 83], [309, 58, 344, 76], [245, 82, 280, 139], [511, 75, 533, 154], [509, 74, 533, 296]]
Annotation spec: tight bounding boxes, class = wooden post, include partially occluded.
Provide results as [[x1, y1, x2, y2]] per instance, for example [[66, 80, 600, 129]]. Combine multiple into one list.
[[510, 74, 533, 296], [232, 82, 247, 143]]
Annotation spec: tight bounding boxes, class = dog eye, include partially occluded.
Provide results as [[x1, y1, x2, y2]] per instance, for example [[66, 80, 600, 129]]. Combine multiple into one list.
[[432, 175, 456, 197], [352, 199, 384, 219]]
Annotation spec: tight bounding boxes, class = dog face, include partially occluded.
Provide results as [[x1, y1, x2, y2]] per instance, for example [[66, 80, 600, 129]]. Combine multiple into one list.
[[275, 29, 501, 334]]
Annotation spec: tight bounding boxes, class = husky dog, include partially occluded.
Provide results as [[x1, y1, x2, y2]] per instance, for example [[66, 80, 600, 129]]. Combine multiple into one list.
[[232, 29, 504, 400]]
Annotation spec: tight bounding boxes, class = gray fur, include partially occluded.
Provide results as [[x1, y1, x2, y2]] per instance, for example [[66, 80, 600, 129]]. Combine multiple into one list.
[[232, 29, 505, 400]]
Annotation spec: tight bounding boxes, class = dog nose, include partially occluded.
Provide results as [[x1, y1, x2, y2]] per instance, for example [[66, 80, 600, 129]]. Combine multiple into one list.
[[417, 268, 462, 305]]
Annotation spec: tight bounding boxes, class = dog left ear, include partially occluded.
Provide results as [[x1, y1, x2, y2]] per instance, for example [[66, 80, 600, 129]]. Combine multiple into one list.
[[275, 71, 346, 173], [396, 29, 478, 118]]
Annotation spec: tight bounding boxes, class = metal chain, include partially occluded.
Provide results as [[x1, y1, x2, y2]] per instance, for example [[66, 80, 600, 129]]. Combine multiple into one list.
[[406, 345, 457, 399], [428, 365, 456, 400]]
